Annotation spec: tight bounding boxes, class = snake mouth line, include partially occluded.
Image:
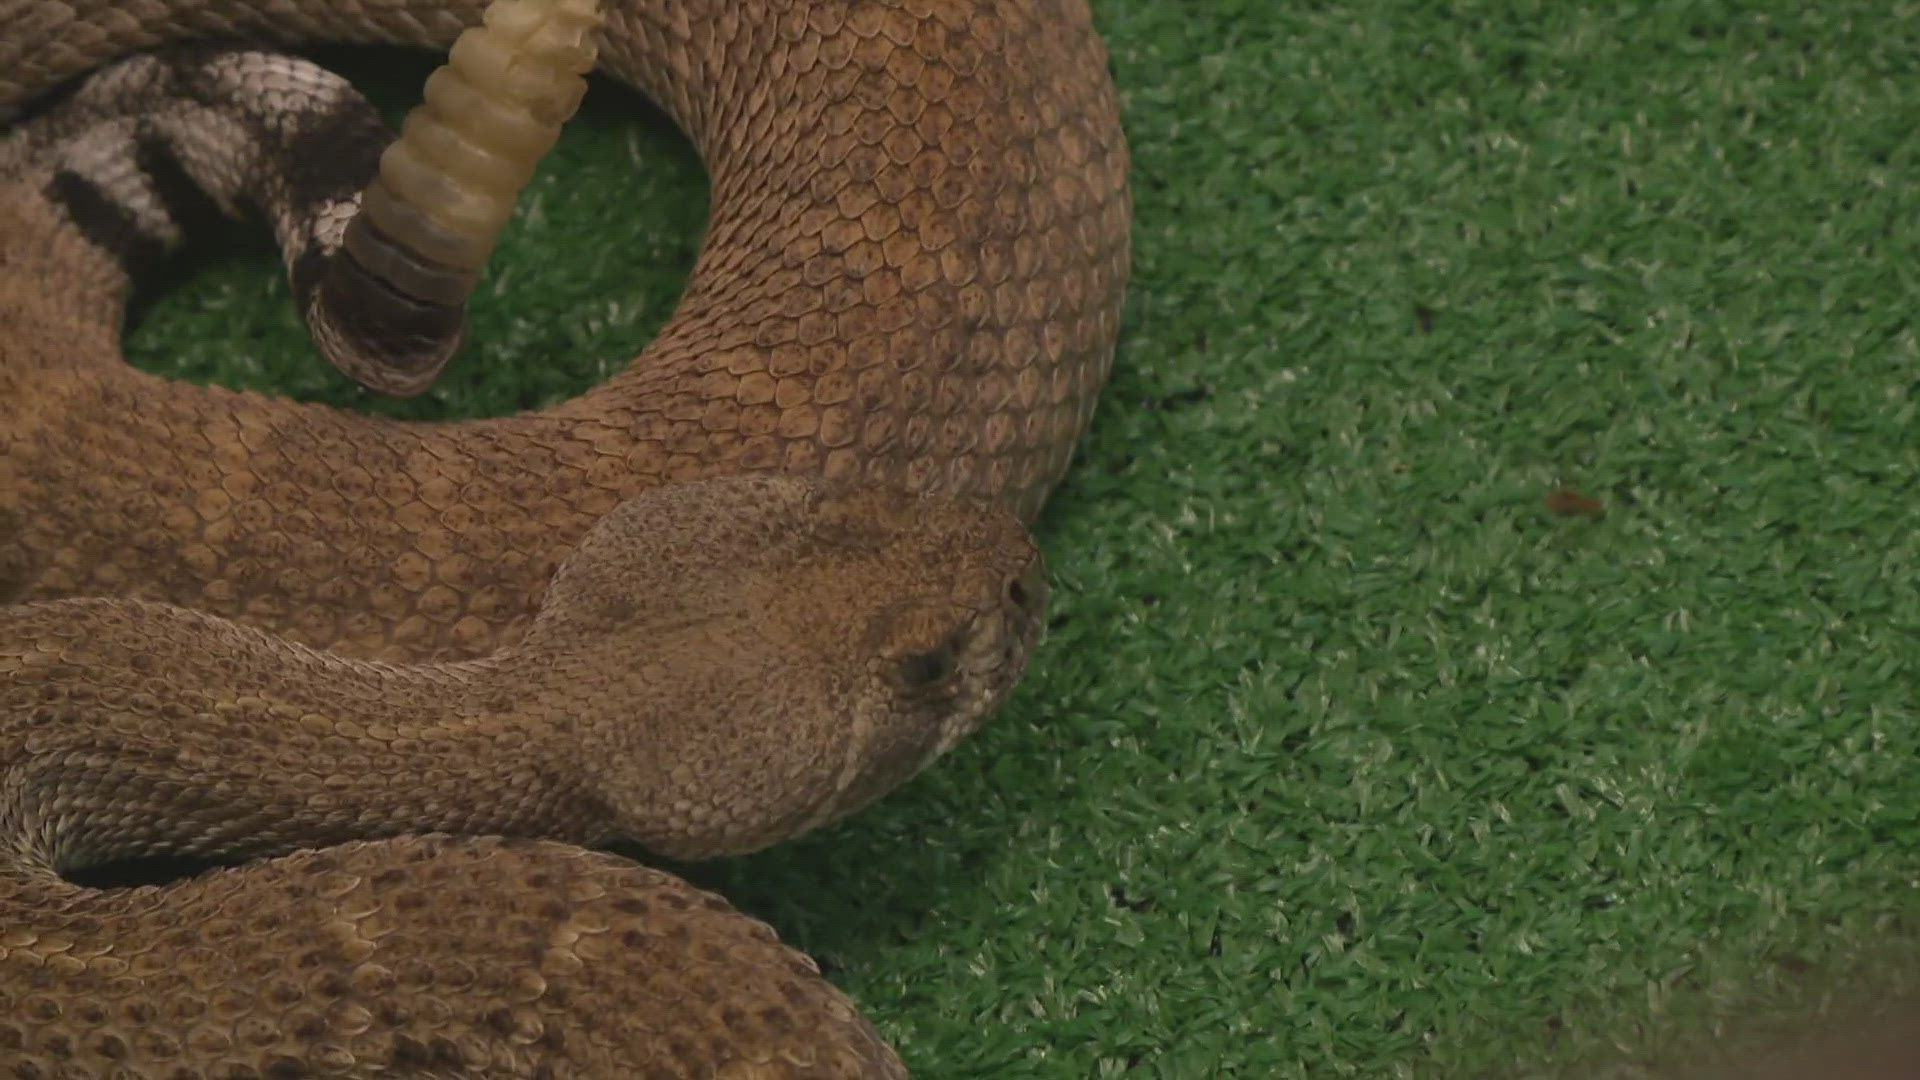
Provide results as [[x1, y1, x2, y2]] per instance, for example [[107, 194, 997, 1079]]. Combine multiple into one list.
[[839, 559, 1051, 827]]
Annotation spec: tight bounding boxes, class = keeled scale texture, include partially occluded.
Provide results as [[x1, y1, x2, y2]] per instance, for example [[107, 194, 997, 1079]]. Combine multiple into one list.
[[0, 839, 908, 1076], [0, 475, 1047, 1075], [0, 0, 1130, 660]]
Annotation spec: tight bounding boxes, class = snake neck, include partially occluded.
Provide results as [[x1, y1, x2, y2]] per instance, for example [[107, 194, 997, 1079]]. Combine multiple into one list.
[[0, 599, 616, 885]]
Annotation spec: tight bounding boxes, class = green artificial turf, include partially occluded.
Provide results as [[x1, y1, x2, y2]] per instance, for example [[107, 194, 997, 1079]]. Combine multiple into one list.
[[120, 3, 1920, 1076]]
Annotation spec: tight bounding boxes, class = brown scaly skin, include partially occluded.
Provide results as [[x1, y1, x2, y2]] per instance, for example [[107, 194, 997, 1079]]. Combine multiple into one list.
[[0, 474, 1047, 1075], [0, 0, 1131, 662]]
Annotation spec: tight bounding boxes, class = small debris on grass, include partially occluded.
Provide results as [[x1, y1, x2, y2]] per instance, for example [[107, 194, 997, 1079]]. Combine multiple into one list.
[[1545, 486, 1606, 520]]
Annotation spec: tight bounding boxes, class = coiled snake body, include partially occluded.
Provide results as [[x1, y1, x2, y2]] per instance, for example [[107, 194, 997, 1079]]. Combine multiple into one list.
[[0, 0, 1127, 1074], [0, 0, 1129, 661]]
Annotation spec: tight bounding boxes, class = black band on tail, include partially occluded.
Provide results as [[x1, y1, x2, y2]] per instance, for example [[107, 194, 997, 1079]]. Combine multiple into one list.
[[293, 232, 468, 397], [43, 168, 170, 274]]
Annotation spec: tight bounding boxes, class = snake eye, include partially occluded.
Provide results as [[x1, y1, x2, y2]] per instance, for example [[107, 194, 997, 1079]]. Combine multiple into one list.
[[897, 643, 959, 691]]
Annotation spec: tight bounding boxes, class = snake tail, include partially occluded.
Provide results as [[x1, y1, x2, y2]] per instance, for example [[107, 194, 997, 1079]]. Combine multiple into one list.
[[324, 0, 605, 395]]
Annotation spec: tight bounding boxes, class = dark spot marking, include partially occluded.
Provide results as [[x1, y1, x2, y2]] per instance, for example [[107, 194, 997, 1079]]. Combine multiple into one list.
[[597, 596, 639, 624], [484, 1007, 517, 1036], [389, 1034, 463, 1070]]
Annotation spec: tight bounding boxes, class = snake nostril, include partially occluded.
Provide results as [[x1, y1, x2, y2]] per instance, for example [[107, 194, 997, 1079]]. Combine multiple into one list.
[[1007, 560, 1049, 619]]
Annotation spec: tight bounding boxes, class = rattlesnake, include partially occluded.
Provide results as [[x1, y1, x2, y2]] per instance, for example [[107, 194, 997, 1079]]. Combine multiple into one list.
[[0, 0, 1130, 662], [2, 473, 1044, 1075], [0, 0, 1126, 1074]]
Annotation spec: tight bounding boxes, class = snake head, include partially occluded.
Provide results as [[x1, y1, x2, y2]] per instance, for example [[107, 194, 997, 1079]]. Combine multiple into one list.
[[502, 474, 1048, 859]]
